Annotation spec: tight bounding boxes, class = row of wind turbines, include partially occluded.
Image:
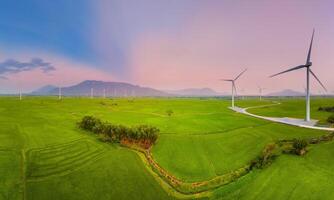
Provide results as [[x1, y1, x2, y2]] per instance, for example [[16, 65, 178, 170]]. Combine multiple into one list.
[[222, 29, 327, 122], [57, 87, 137, 100]]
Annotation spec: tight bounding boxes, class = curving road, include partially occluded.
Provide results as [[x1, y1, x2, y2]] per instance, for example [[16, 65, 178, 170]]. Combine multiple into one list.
[[231, 102, 334, 132]]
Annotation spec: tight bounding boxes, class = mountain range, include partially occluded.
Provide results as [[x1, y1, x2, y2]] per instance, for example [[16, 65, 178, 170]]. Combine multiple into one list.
[[31, 80, 223, 97], [267, 89, 305, 96], [164, 88, 220, 96], [31, 80, 321, 97], [32, 80, 169, 97]]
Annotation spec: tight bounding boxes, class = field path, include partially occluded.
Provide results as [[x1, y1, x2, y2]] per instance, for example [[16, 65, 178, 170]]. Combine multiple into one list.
[[232, 102, 334, 131]]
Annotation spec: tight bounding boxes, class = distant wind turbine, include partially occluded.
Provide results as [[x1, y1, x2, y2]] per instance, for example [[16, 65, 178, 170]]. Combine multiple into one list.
[[258, 86, 266, 101], [221, 69, 247, 108], [58, 87, 62, 100], [19, 88, 22, 100], [270, 29, 327, 121], [103, 88, 106, 98], [240, 88, 245, 100], [90, 88, 94, 99]]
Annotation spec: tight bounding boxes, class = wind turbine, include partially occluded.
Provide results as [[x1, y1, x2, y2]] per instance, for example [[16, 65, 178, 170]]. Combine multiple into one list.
[[240, 88, 245, 100], [258, 86, 266, 101], [221, 69, 247, 108], [19, 88, 22, 100], [270, 29, 327, 121], [103, 88, 106, 98], [58, 87, 62, 100], [90, 88, 94, 99]]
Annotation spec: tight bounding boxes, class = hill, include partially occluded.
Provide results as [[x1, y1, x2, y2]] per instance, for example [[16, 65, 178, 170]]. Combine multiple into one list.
[[32, 80, 170, 97], [31, 85, 57, 95], [267, 89, 305, 96]]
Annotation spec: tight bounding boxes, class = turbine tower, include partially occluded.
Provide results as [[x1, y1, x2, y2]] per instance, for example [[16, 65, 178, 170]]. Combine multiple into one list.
[[258, 86, 266, 101], [90, 88, 94, 99], [103, 88, 106, 98], [58, 87, 62, 100], [270, 29, 327, 121], [19, 89, 22, 100], [240, 88, 245, 100], [221, 69, 247, 108]]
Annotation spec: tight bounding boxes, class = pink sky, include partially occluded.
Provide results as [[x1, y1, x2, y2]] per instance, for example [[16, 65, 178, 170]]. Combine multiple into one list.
[[96, 0, 334, 94], [1, 1, 334, 94]]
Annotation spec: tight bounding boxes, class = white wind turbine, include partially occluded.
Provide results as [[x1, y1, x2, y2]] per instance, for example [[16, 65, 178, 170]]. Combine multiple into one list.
[[270, 29, 327, 121], [240, 88, 245, 100], [221, 69, 247, 108], [90, 88, 94, 99], [58, 87, 62, 100], [19, 88, 22, 100], [103, 88, 106, 98], [258, 86, 266, 101], [18, 75, 22, 100]]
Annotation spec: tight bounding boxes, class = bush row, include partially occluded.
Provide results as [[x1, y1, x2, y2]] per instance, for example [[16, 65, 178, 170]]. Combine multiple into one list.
[[78, 116, 159, 149], [318, 106, 334, 113], [250, 138, 312, 170], [327, 114, 334, 124], [308, 132, 334, 144]]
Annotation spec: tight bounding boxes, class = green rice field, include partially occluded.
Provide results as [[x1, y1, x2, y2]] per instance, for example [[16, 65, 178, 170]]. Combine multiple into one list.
[[0, 96, 333, 200]]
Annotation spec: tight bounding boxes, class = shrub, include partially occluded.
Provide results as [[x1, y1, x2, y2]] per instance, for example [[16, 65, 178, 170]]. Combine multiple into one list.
[[327, 114, 334, 124], [292, 139, 308, 155], [166, 109, 174, 116], [250, 143, 277, 169], [99, 101, 107, 106], [318, 106, 334, 113], [77, 116, 101, 131]]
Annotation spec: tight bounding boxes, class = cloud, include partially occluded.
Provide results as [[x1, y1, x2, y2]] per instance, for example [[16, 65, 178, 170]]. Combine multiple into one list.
[[0, 52, 115, 93], [0, 58, 55, 78]]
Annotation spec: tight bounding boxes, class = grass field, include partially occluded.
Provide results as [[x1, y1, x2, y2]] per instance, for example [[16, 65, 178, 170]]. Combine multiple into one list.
[[0, 96, 333, 199], [243, 97, 334, 125]]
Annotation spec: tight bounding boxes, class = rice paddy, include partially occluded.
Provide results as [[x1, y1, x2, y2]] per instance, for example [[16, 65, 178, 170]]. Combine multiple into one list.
[[0, 96, 333, 199]]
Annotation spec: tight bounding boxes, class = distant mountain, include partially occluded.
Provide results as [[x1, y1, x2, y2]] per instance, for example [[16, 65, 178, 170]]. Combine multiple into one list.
[[32, 80, 170, 97], [31, 85, 57, 95], [267, 89, 305, 96], [165, 88, 220, 96]]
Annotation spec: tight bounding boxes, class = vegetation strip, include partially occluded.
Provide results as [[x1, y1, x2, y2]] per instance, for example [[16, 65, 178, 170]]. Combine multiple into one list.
[[21, 149, 27, 200], [78, 116, 334, 197]]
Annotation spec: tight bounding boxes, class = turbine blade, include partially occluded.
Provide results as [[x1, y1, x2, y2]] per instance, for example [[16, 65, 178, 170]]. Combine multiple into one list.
[[309, 69, 327, 92], [269, 65, 307, 78], [220, 79, 233, 82], [234, 69, 247, 81], [306, 29, 315, 65]]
